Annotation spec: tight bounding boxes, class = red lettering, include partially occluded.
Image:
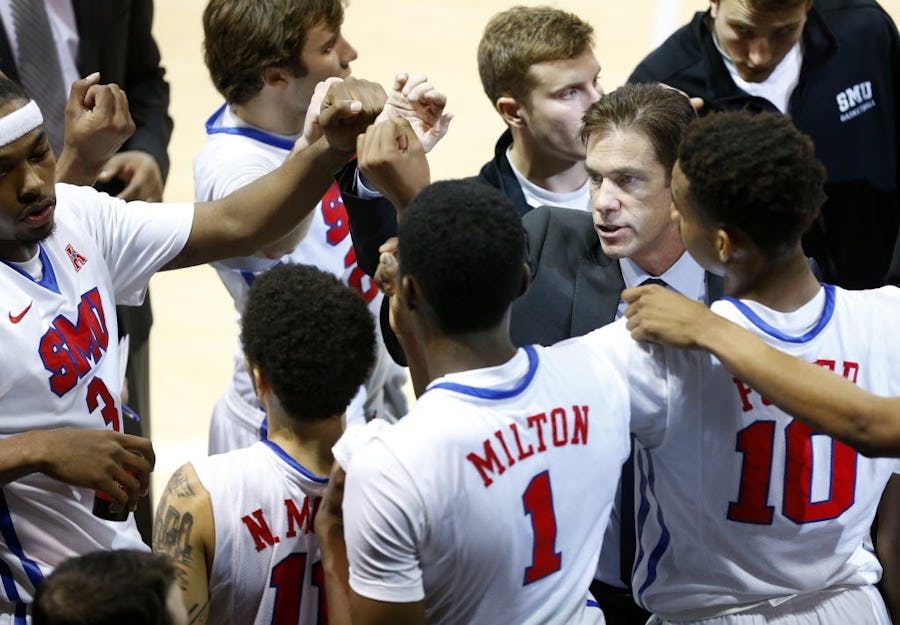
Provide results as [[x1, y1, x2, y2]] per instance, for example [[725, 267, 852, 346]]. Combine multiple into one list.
[[495, 430, 516, 467], [527, 413, 548, 452], [841, 361, 859, 384], [511, 423, 535, 460], [321, 184, 350, 245], [571, 405, 589, 445], [285, 497, 319, 537], [241, 509, 280, 552], [551, 408, 568, 447], [467, 441, 507, 488], [39, 329, 77, 397]]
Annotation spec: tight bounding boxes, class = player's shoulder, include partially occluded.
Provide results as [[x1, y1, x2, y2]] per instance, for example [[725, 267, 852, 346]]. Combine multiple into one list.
[[833, 284, 900, 309], [630, 11, 708, 83]]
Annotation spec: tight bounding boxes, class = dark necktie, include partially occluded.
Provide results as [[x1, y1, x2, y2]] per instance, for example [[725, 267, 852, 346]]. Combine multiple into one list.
[[10, 0, 67, 155], [620, 276, 667, 590]]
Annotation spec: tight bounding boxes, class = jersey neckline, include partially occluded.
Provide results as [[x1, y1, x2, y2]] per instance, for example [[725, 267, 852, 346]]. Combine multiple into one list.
[[204, 103, 297, 151], [262, 439, 329, 484], [721, 283, 835, 343], [1, 245, 61, 294], [423, 345, 539, 400]]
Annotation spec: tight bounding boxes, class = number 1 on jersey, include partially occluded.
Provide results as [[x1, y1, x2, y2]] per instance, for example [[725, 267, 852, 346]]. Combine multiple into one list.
[[522, 471, 562, 585]]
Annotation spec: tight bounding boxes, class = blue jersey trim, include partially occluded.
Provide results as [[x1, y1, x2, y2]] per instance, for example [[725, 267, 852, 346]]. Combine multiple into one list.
[[205, 104, 296, 151], [1, 246, 61, 294], [585, 599, 600, 608], [0, 490, 45, 592], [637, 453, 670, 601], [423, 345, 539, 400], [262, 440, 329, 484], [259, 415, 269, 441], [721, 284, 835, 344]]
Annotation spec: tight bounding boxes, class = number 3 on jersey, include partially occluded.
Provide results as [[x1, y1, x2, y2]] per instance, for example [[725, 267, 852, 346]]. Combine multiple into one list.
[[728, 419, 857, 524], [522, 471, 562, 584]]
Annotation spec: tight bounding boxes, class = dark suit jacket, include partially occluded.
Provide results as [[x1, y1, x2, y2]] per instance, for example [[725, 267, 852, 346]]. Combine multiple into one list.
[[340, 157, 725, 361], [514, 206, 724, 346], [0, 0, 173, 180]]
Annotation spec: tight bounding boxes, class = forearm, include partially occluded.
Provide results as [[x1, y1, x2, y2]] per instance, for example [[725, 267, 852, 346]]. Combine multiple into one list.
[[167, 137, 350, 269], [318, 524, 353, 625], [55, 148, 104, 186], [877, 475, 900, 621], [698, 317, 900, 457], [0, 431, 45, 485]]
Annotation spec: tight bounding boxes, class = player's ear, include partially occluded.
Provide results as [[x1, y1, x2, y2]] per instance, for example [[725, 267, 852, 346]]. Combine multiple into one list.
[[261, 65, 290, 89], [398, 274, 419, 311], [518, 262, 532, 297], [715, 227, 731, 263], [249, 363, 271, 402], [496, 96, 525, 128]]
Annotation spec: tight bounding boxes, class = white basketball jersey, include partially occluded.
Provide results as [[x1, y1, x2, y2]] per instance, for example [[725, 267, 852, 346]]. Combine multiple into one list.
[[192, 441, 329, 625], [0, 184, 192, 609], [631, 284, 900, 620], [194, 105, 403, 435], [340, 328, 641, 625]]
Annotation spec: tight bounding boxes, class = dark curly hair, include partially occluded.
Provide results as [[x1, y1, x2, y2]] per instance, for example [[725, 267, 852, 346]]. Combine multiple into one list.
[[33, 551, 177, 625], [677, 111, 825, 254], [241, 263, 375, 421], [398, 179, 526, 335]]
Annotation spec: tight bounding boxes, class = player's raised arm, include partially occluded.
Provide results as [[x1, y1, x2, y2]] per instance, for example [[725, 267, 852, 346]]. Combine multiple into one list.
[[153, 464, 213, 625], [163, 77, 386, 270], [623, 285, 900, 457]]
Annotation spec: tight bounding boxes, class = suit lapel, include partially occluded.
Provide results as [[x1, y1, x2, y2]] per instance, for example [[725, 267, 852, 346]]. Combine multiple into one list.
[[571, 245, 624, 336]]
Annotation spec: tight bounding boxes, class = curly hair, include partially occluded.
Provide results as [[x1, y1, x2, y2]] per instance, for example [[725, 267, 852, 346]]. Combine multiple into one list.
[[203, 0, 344, 104], [33, 551, 177, 625], [398, 180, 526, 335], [477, 6, 594, 105], [581, 82, 697, 184], [241, 263, 375, 421], [677, 111, 826, 253]]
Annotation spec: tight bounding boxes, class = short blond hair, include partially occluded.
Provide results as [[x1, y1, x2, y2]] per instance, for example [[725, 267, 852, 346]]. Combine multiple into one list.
[[477, 6, 594, 105]]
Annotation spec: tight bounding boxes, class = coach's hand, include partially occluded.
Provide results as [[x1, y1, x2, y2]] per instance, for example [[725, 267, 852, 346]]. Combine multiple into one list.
[[28, 429, 154, 512]]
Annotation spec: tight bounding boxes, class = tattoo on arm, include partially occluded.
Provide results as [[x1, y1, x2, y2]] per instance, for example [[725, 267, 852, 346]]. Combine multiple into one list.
[[153, 467, 198, 592]]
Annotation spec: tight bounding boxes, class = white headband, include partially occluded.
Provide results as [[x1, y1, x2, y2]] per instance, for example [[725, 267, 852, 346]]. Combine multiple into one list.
[[0, 100, 43, 147]]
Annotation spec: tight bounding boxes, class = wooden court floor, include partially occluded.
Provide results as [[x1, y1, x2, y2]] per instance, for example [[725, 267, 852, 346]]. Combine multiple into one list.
[[147, 0, 900, 499]]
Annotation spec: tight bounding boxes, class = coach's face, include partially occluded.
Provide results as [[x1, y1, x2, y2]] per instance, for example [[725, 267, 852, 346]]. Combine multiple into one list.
[[710, 0, 811, 83], [0, 100, 57, 263], [587, 127, 683, 276]]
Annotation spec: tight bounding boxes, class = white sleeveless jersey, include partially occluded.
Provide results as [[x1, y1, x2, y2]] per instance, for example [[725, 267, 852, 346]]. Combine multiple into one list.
[[194, 105, 405, 436], [192, 441, 328, 625], [0, 184, 192, 610], [631, 284, 900, 620], [340, 326, 643, 625]]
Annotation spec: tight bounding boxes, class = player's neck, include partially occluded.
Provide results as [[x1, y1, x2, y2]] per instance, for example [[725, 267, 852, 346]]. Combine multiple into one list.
[[232, 92, 305, 136], [508, 134, 587, 193], [0, 241, 39, 263], [265, 413, 343, 478], [724, 248, 821, 312], [417, 328, 519, 389]]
